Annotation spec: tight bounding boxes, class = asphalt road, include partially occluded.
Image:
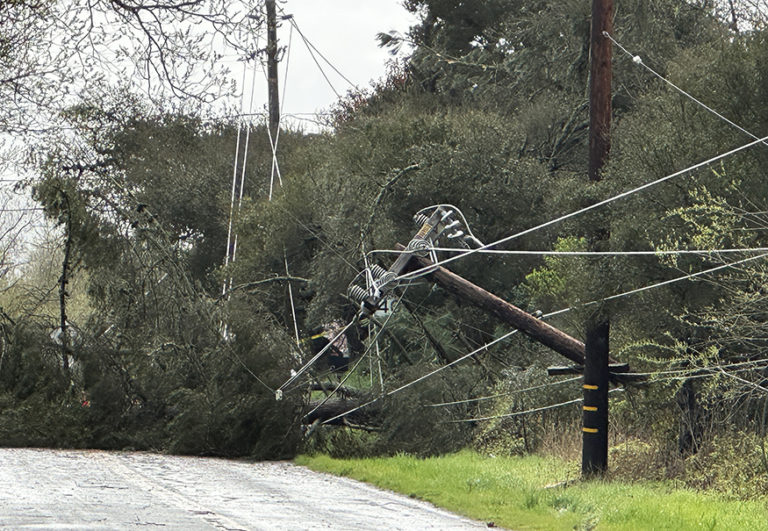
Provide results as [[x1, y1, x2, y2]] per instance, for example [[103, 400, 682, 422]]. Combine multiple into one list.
[[0, 448, 489, 530]]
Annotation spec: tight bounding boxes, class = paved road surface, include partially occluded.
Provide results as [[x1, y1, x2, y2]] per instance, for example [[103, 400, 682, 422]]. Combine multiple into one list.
[[0, 448, 488, 530]]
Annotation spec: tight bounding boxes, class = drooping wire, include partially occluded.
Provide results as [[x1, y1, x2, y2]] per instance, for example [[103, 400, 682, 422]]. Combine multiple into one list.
[[374, 246, 768, 258], [591, 252, 768, 307], [447, 388, 625, 423], [321, 250, 768, 424], [304, 287, 409, 419], [321, 328, 521, 425], [229, 62, 259, 269], [605, 31, 768, 149], [286, 17, 343, 99], [284, 252, 300, 346], [393, 134, 768, 283], [222, 62, 248, 299], [282, 13, 359, 91], [427, 375, 583, 407], [272, 17, 293, 196], [77, 154, 278, 394], [276, 320, 357, 396], [620, 358, 768, 380], [362, 240, 386, 391], [716, 368, 768, 394], [272, 200, 360, 273], [441, 361, 768, 422]]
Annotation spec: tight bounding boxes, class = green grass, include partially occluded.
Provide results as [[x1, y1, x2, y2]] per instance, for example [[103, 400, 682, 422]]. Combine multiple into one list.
[[295, 451, 768, 530]]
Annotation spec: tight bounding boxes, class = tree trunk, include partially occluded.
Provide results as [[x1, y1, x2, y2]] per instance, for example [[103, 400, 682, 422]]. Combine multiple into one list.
[[304, 397, 379, 428], [59, 200, 73, 378], [677, 378, 702, 454]]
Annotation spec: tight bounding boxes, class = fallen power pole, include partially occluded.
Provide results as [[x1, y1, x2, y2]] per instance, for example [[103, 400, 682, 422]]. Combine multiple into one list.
[[397, 244, 586, 366], [336, 206, 636, 434], [398, 245, 638, 381]]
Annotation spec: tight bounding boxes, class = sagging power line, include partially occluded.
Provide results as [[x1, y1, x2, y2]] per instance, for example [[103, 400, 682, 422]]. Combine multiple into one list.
[[394, 134, 768, 283]]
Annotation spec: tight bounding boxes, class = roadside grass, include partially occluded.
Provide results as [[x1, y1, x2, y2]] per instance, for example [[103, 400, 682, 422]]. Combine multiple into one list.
[[295, 451, 768, 530]]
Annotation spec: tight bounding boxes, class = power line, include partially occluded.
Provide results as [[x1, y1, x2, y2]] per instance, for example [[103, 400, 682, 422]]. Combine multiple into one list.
[[452, 397, 583, 423], [427, 375, 583, 407], [303, 287, 409, 418], [224, 111, 334, 118], [272, 201, 360, 273], [222, 56, 260, 310], [447, 389, 624, 423], [394, 134, 768, 283], [717, 368, 768, 394], [230, 60, 259, 267], [623, 358, 768, 379], [320, 250, 768, 425], [281, 11, 359, 91], [600, 252, 768, 303], [321, 327, 522, 425], [277, 320, 356, 394], [286, 17, 344, 99], [540, 252, 768, 322], [614, 362, 768, 392], [605, 31, 768, 149], [373, 246, 768, 258], [229, 350, 275, 393], [222, 62, 249, 299]]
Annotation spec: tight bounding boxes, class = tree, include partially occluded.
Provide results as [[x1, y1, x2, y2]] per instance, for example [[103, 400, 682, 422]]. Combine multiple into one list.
[[3, 96, 309, 456], [1, 0, 265, 132]]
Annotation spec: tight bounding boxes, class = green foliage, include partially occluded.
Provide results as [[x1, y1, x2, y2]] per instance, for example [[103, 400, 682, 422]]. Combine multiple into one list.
[[299, 451, 768, 530], [523, 236, 589, 312], [7, 0, 768, 483], [472, 366, 585, 458], [0, 97, 310, 459]]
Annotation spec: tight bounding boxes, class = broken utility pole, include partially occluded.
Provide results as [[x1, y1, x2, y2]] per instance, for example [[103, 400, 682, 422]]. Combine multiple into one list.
[[398, 245, 638, 383], [583, 0, 613, 478], [398, 245, 586, 366]]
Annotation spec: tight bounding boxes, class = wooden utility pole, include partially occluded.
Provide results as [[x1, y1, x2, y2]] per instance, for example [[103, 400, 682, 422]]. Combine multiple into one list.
[[265, 0, 280, 139], [588, 0, 613, 183], [398, 245, 639, 381], [583, 0, 613, 477], [399, 245, 586, 366], [582, 320, 610, 475]]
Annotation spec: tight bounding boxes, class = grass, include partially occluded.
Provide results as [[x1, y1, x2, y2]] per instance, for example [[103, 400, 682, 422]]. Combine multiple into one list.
[[295, 450, 768, 530]]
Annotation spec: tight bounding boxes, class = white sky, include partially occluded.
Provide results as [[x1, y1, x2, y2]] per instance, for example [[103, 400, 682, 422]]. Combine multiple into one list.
[[223, 0, 419, 130]]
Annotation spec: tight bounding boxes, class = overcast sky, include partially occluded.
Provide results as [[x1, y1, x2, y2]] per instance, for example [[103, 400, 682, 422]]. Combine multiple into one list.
[[222, 0, 419, 129]]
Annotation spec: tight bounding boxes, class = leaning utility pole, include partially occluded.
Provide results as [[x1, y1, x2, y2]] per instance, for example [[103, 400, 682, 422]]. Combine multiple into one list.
[[265, 0, 280, 139], [398, 245, 587, 366], [583, 0, 613, 478]]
